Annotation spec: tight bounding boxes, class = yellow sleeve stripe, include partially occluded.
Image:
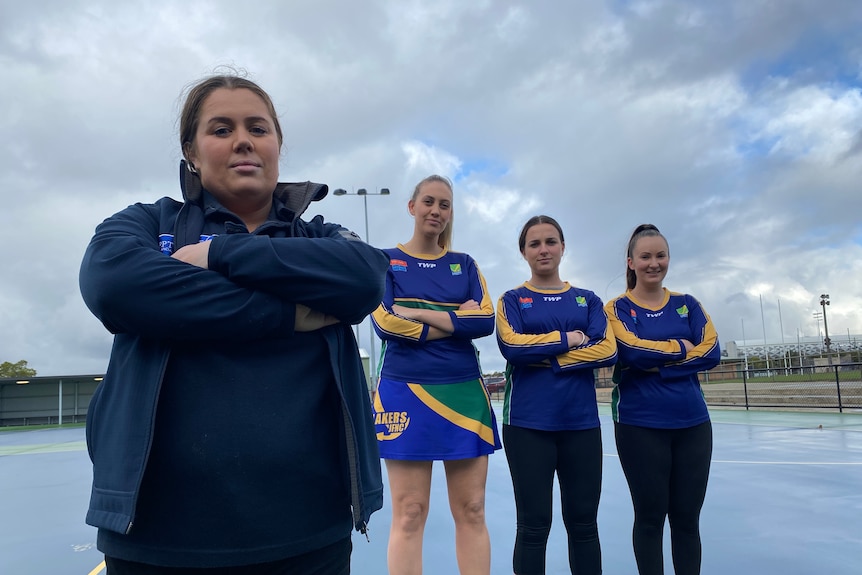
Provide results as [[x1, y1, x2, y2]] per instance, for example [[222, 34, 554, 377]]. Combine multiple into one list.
[[495, 296, 563, 348], [604, 300, 681, 356], [453, 267, 495, 319], [372, 304, 424, 341], [556, 323, 618, 368], [669, 313, 719, 365]]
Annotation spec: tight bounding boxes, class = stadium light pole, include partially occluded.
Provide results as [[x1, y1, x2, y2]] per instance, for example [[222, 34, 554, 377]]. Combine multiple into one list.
[[813, 311, 823, 357], [820, 294, 832, 366], [778, 297, 788, 375], [333, 187, 391, 389], [759, 294, 770, 372]]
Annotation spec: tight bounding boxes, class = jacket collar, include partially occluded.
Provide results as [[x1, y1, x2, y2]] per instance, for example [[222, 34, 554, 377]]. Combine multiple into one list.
[[179, 159, 328, 219]]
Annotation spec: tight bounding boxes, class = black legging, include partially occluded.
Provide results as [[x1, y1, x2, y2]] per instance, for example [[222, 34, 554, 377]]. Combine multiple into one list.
[[105, 536, 351, 574], [503, 424, 603, 575], [614, 421, 712, 575]]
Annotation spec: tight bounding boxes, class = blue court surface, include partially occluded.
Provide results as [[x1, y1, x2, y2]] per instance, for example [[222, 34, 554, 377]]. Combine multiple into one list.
[[2, 405, 860, 574]]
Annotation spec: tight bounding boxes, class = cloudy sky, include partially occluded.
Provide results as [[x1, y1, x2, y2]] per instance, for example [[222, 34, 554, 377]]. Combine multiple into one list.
[[2, 0, 861, 376]]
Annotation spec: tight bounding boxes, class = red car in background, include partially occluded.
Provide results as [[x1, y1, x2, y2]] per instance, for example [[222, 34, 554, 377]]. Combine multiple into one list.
[[484, 376, 505, 394]]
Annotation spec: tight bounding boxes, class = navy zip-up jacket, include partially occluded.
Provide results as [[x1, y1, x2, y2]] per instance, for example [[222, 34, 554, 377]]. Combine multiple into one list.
[[80, 164, 387, 541]]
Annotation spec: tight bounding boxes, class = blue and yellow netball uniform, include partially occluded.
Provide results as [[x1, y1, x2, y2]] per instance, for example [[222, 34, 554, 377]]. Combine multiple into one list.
[[496, 283, 618, 430], [371, 245, 501, 460], [604, 289, 720, 428]]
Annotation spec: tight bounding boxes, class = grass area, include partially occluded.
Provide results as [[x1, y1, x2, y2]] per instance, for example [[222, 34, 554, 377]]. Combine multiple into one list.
[[0, 422, 85, 433]]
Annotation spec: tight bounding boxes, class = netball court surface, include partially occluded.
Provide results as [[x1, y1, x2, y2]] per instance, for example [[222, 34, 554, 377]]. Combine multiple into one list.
[[1, 406, 860, 574]]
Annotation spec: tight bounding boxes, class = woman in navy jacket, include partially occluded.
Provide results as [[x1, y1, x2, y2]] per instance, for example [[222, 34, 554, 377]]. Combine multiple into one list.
[[79, 74, 388, 574]]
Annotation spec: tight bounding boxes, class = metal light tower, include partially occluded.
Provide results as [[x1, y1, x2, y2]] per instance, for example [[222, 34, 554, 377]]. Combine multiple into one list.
[[333, 187, 391, 389], [813, 311, 823, 356], [820, 294, 832, 366]]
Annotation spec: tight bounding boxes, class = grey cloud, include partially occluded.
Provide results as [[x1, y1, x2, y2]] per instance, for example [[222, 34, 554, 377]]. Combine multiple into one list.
[[1, 0, 861, 373]]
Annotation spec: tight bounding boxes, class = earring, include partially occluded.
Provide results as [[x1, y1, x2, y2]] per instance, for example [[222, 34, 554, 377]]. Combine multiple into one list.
[[187, 161, 198, 175]]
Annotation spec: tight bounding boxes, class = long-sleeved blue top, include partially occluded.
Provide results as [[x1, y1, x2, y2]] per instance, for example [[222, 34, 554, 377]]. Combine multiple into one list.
[[371, 245, 495, 384], [604, 288, 720, 428], [496, 283, 617, 430]]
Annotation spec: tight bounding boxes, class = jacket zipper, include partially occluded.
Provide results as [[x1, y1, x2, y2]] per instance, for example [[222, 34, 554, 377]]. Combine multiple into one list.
[[335, 327, 368, 538], [124, 349, 171, 534]]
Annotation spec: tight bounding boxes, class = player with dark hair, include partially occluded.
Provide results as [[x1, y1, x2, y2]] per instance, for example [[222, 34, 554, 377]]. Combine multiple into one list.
[[605, 224, 720, 575]]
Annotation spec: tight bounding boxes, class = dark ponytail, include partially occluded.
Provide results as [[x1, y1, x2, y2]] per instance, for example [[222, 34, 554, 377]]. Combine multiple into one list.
[[625, 224, 665, 290]]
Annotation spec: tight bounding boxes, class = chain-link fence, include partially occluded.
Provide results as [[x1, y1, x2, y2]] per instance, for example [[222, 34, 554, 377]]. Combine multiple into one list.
[[699, 361, 862, 411], [591, 362, 862, 412]]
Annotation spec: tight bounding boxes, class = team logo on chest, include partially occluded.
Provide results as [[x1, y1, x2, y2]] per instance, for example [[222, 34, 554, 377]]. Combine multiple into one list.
[[449, 263, 462, 275], [390, 259, 408, 272], [575, 296, 587, 307], [676, 304, 689, 318], [519, 297, 533, 309]]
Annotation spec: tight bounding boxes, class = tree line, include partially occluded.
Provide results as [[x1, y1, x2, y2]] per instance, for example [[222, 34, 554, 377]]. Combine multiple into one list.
[[0, 360, 37, 378]]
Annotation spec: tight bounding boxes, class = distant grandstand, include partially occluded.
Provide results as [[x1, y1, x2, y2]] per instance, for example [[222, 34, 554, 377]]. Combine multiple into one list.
[[724, 333, 862, 362]]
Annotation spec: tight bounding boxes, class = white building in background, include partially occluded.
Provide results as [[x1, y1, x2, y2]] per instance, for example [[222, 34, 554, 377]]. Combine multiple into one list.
[[724, 333, 862, 360]]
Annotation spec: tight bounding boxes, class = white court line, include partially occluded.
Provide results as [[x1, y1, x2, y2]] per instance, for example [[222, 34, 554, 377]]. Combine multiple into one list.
[[711, 459, 862, 465], [603, 453, 861, 465], [705, 416, 862, 431]]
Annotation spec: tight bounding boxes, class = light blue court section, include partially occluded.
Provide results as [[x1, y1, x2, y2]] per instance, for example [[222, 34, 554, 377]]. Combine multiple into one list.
[[0, 427, 98, 574], [2, 405, 861, 574]]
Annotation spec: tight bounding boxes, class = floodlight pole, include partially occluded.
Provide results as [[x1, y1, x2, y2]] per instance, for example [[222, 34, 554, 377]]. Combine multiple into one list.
[[813, 311, 823, 357], [333, 187, 391, 391], [820, 294, 832, 366]]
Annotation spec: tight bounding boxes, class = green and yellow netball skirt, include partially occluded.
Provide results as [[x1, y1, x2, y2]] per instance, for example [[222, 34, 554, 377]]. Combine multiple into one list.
[[373, 377, 502, 460]]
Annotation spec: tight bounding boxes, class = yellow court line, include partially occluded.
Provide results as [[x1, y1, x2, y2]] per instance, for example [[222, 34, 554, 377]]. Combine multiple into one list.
[[0, 441, 87, 456], [88, 560, 106, 575]]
